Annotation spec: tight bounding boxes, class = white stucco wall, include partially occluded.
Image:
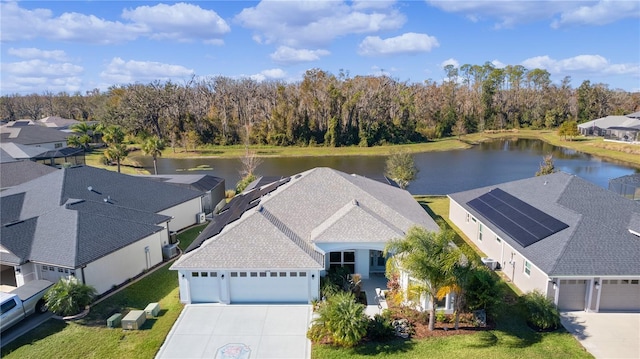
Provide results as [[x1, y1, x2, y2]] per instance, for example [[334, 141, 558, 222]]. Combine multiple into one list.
[[159, 197, 202, 232], [82, 230, 165, 294]]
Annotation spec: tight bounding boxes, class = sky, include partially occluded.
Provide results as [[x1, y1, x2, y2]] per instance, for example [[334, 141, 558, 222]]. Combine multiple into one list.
[[1, 0, 639, 95]]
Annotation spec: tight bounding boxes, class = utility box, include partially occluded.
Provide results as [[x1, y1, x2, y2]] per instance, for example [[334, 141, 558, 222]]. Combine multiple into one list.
[[122, 310, 146, 330], [144, 302, 160, 318], [106, 313, 122, 328]]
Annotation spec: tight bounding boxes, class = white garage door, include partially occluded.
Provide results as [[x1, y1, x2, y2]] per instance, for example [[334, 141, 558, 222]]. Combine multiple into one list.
[[229, 270, 309, 303], [599, 279, 640, 312], [189, 271, 221, 303], [558, 279, 587, 311]]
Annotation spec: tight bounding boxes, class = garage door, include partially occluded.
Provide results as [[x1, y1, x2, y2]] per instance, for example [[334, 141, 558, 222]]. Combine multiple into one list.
[[229, 270, 308, 303], [558, 279, 587, 311], [599, 279, 640, 312], [189, 271, 221, 303]]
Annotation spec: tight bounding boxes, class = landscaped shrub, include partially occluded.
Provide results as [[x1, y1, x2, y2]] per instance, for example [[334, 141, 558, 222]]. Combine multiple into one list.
[[519, 290, 560, 331], [309, 292, 368, 348], [465, 267, 503, 320], [366, 313, 396, 341], [45, 277, 97, 316]]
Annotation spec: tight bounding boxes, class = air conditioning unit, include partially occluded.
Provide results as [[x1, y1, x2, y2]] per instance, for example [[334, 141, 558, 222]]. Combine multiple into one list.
[[196, 212, 206, 224], [162, 244, 179, 261], [481, 257, 498, 271], [169, 231, 178, 244]]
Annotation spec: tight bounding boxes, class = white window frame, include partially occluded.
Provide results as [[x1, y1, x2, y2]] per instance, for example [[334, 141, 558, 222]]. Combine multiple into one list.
[[524, 260, 531, 276]]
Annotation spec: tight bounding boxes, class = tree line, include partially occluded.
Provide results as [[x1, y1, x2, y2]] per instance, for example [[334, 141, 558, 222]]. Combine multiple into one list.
[[2, 63, 638, 148]]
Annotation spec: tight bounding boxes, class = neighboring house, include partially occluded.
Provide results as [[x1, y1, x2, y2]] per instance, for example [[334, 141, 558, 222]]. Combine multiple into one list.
[[1, 122, 70, 150], [449, 172, 640, 312], [578, 115, 640, 142], [609, 174, 640, 201], [0, 165, 206, 294], [0, 142, 85, 167], [37, 116, 80, 130], [136, 174, 226, 215], [0, 160, 58, 190], [171, 167, 441, 306]]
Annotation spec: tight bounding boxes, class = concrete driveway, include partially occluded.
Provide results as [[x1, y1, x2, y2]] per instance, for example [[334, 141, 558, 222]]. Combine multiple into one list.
[[155, 304, 312, 359], [561, 311, 640, 359]]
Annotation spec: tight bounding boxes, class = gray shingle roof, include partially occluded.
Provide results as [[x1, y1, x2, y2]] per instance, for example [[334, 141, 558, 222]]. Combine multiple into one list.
[[0, 124, 70, 145], [449, 172, 640, 277], [578, 115, 640, 130], [0, 161, 58, 189], [172, 167, 438, 270], [0, 165, 200, 268], [136, 174, 224, 192]]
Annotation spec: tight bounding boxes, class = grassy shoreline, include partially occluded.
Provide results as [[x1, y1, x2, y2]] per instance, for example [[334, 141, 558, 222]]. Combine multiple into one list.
[[154, 130, 640, 169]]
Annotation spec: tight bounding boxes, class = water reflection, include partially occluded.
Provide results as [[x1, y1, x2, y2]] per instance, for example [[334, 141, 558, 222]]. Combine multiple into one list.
[[135, 139, 638, 195]]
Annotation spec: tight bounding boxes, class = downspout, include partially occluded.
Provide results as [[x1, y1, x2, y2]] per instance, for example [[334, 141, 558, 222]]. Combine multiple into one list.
[[80, 265, 87, 285]]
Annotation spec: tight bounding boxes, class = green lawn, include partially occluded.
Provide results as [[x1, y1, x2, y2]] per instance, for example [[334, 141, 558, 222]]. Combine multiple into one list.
[[312, 196, 592, 359], [0, 225, 207, 359]]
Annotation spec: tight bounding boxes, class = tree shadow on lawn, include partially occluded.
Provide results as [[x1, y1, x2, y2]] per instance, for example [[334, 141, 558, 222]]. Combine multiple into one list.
[[352, 338, 416, 356]]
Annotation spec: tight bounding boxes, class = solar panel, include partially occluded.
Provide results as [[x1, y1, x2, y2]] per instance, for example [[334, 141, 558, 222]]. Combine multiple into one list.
[[467, 188, 568, 248]]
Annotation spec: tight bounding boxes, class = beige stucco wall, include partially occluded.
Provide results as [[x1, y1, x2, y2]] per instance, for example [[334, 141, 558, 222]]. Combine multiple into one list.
[[159, 197, 202, 232], [82, 230, 165, 294], [449, 198, 551, 296]]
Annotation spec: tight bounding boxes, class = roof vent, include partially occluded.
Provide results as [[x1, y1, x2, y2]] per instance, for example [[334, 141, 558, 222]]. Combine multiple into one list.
[[544, 181, 548, 185], [294, 174, 302, 179], [87, 186, 92, 191], [352, 199, 359, 206]]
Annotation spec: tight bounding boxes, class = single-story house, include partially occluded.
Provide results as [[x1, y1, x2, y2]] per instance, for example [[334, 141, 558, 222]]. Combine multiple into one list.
[[608, 173, 640, 201], [449, 172, 640, 312], [0, 165, 206, 294], [136, 174, 226, 215], [578, 115, 640, 142], [171, 167, 442, 307], [37, 116, 80, 130], [1, 121, 71, 150]]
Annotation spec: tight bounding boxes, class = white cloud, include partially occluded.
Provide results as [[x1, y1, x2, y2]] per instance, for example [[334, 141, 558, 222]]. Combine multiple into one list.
[[121, 3, 230, 42], [551, 1, 640, 28], [427, 0, 638, 28], [491, 59, 506, 68], [0, 1, 144, 44], [1, 59, 84, 94], [521, 54, 639, 75], [358, 32, 439, 56], [235, 0, 406, 47], [249, 68, 288, 82], [270, 46, 330, 64], [100, 58, 194, 84], [352, 0, 397, 10], [7, 48, 68, 61], [441, 58, 459, 68], [0, 1, 229, 44]]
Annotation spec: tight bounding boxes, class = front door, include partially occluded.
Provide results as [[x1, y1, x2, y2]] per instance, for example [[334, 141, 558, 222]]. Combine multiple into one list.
[[370, 250, 386, 274]]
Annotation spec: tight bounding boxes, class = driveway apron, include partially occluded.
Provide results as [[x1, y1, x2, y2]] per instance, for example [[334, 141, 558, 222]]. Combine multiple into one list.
[[561, 311, 640, 359], [156, 304, 312, 359]]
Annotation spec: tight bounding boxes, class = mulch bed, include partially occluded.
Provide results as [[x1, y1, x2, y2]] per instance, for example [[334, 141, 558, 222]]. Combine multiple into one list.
[[386, 306, 494, 339]]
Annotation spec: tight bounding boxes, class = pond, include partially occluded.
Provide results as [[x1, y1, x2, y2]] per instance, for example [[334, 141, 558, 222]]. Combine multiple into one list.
[[133, 139, 639, 195]]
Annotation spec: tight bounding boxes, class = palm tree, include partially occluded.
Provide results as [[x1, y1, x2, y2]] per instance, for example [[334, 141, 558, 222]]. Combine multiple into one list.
[[142, 136, 165, 175], [385, 226, 461, 331], [104, 143, 128, 173], [437, 258, 473, 330], [312, 292, 368, 347], [102, 125, 125, 146], [44, 277, 96, 316]]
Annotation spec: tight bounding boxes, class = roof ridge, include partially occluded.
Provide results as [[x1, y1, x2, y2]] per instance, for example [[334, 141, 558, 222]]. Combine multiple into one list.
[[261, 207, 324, 266]]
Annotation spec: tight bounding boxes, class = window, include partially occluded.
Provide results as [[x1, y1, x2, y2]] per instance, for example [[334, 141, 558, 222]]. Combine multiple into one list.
[[191, 272, 199, 277], [270, 272, 277, 277], [58, 268, 64, 273], [42, 266, 48, 271], [250, 272, 257, 277], [239, 272, 247, 277], [1, 299, 17, 315], [290, 272, 297, 277], [299, 272, 307, 277], [496, 237, 501, 243], [524, 261, 531, 276], [621, 279, 629, 284], [259, 272, 267, 277], [279, 272, 286, 277], [465, 213, 470, 222], [478, 224, 483, 242], [610, 280, 618, 284], [472, 217, 477, 223], [631, 280, 639, 285], [210, 272, 217, 277], [230, 272, 238, 277], [54, 143, 63, 149], [328, 251, 356, 273], [201, 272, 208, 277]]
